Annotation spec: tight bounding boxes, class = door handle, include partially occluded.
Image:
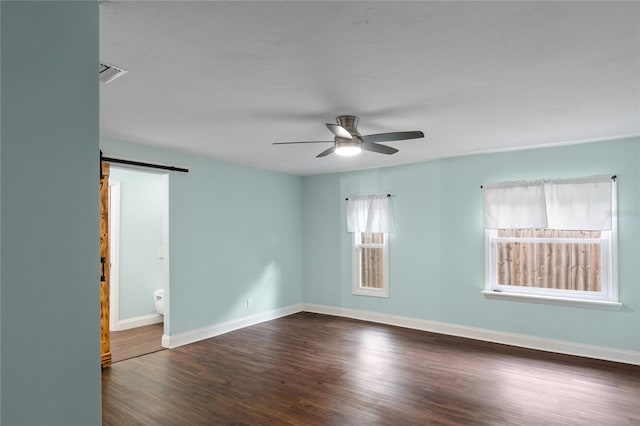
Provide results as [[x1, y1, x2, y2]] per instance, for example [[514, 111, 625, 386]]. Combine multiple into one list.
[[100, 257, 106, 282]]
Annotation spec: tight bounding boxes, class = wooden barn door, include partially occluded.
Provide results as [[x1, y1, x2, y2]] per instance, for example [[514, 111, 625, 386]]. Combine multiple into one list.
[[100, 161, 112, 368]]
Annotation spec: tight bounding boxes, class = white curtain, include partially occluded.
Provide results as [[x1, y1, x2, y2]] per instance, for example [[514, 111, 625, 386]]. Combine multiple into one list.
[[483, 181, 548, 229], [545, 176, 612, 230], [347, 194, 393, 233], [483, 175, 613, 231]]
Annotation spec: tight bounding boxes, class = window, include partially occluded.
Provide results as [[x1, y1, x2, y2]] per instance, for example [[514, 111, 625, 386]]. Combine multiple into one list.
[[483, 176, 619, 306], [346, 194, 393, 298], [352, 232, 389, 297], [485, 228, 617, 303]]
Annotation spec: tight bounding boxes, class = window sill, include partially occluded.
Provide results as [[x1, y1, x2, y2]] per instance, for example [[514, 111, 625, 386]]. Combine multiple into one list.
[[352, 290, 389, 298], [481, 290, 622, 310]]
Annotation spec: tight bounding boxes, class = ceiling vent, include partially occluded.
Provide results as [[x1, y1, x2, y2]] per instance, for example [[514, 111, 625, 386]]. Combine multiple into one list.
[[99, 63, 127, 84]]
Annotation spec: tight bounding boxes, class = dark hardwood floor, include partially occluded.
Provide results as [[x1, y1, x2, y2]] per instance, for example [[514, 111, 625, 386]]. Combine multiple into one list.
[[110, 322, 165, 363], [102, 312, 640, 425]]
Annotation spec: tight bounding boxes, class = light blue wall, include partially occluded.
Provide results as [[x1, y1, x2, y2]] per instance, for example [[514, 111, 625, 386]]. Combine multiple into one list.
[[0, 1, 101, 424], [303, 137, 640, 352], [101, 138, 304, 335], [110, 168, 166, 320]]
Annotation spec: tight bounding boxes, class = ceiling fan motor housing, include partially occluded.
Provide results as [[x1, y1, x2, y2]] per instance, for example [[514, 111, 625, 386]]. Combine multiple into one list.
[[335, 116, 362, 156], [335, 137, 360, 148], [336, 115, 361, 137]]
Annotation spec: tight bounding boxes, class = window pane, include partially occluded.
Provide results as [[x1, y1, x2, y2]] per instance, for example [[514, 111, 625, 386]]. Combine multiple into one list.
[[359, 246, 384, 289], [360, 232, 384, 245], [496, 229, 602, 292]]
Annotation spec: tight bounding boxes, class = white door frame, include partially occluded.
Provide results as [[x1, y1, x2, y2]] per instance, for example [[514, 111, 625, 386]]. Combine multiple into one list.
[[160, 173, 170, 341], [108, 168, 171, 336]]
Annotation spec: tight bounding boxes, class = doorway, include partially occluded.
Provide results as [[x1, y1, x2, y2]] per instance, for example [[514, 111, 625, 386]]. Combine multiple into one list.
[[108, 166, 169, 362]]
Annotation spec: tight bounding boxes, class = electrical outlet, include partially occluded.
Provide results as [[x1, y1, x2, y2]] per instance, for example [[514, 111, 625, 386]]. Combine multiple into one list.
[[246, 298, 253, 308]]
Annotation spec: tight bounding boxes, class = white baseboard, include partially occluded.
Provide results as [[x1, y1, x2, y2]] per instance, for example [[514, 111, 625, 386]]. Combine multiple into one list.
[[161, 333, 171, 349], [302, 303, 640, 366], [159, 302, 639, 366], [162, 303, 304, 349], [115, 313, 164, 331]]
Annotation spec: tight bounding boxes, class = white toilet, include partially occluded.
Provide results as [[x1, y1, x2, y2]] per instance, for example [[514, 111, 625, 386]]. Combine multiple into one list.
[[154, 289, 165, 316]]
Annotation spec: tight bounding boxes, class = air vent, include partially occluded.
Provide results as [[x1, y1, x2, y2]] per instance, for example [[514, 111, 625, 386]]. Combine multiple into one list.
[[99, 62, 127, 84]]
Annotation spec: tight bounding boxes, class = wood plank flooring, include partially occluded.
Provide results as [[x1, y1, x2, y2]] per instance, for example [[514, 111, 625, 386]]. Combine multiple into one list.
[[102, 312, 640, 425], [110, 322, 165, 363]]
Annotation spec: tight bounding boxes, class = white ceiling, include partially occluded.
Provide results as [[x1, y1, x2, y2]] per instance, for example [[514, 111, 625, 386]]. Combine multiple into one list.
[[100, 1, 640, 176]]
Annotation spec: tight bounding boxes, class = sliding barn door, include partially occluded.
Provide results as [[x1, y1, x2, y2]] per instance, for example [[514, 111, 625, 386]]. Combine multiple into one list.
[[100, 162, 112, 368]]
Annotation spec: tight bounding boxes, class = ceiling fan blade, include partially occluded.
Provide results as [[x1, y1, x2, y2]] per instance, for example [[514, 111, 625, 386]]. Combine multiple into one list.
[[361, 142, 399, 155], [325, 123, 352, 140], [361, 131, 424, 144], [316, 146, 336, 158], [272, 141, 333, 145]]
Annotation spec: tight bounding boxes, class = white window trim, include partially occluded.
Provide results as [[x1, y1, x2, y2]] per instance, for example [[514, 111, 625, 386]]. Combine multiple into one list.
[[483, 181, 619, 308], [481, 290, 621, 309], [352, 232, 389, 298]]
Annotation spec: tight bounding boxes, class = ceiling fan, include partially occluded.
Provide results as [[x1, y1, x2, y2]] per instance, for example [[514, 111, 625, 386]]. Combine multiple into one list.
[[273, 115, 425, 158]]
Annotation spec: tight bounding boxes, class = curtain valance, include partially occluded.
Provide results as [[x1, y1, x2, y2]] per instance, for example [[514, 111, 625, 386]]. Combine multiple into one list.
[[346, 194, 393, 233], [483, 180, 548, 229], [483, 175, 613, 230]]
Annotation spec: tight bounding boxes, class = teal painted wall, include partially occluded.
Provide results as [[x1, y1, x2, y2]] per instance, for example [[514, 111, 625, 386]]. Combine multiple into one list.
[[303, 137, 640, 352], [101, 138, 304, 335], [110, 167, 166, 321], [0, 2, 101, 424]]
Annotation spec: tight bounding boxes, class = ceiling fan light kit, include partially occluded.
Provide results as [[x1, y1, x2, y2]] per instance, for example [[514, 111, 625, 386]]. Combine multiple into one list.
[[335, 139, 362, 156], [274, 115, 424, 158]]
